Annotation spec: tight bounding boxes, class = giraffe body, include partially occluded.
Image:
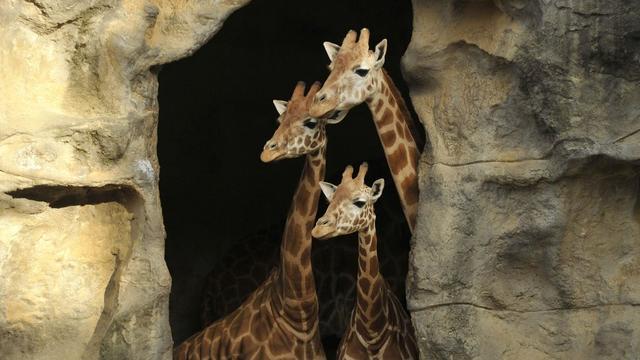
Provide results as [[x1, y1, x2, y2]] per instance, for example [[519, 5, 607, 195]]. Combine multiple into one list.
[[336, 231, 417, 360], [310, 29, 421, 231], [312, 163, 419, 360], [200, 162, 410, 345], [177, 269, 324, 359], [200, 225, 281, 328], [175, 82, 343, 360], [175, 152, 326, 360]]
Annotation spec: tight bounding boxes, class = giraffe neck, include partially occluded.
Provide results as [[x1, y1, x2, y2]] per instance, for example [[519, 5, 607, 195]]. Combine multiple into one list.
[[277, 145, 325, 311], [366, 69, 420, 232], [354, 222, 388, 341]]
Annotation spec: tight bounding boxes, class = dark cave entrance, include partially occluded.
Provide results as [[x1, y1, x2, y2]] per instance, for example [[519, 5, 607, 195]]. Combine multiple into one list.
[[158, 0, 418, 354]]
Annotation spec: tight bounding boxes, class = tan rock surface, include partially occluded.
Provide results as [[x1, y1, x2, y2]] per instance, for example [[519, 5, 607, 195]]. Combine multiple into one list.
[[0, 0, 249, 358], [404, 0, 640, 358], [0, 199, 131, 359]]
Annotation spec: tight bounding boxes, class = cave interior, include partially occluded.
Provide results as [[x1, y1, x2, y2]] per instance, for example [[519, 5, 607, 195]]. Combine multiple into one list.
[[158, 0, 420, 354]]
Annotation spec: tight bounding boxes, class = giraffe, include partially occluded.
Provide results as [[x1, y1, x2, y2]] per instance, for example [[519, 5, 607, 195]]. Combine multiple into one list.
[[199, 224, 281, 328], [173, 82, 346, 359], [198, 160, 411, 354], [309, 28, 422, 232], [311, 163, 419, 360]]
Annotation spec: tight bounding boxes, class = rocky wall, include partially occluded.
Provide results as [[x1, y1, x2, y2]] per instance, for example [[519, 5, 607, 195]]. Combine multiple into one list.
[[2, 0, 639, 358], [0, 0, 250, 358], [404, 1, 640, 358]]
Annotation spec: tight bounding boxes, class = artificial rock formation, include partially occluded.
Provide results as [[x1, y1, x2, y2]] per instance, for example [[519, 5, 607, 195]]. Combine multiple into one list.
[[2, 0, 639, 359], [403, 1, 640, 358], [0, 1, 249, 359]]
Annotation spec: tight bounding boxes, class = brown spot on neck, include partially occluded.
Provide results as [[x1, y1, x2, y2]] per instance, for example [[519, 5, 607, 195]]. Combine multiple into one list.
[[388, 93, 396, 107], [359, 277, 371, 295], [374, 99, 384, 114], [387, 144, 408, 175], [401, 176, 419, 206], [378, 108, 393, 128], [381, 69, 424, 151]]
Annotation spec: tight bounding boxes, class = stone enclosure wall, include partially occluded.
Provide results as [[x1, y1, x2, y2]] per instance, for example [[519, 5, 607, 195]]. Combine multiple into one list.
[[0, 0, 638, 359], [404, 1, 640, 358], [0, 0, 249, 358]]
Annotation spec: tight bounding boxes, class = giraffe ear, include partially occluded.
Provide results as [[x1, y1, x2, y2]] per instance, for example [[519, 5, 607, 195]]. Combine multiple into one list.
[[319, 181, 337, 201], [325, 110, 348, 124], [323, 42, 341, 62], [373, 39, 387, 69], [371, 178, 385, 202], [273, 100, 288, 115]]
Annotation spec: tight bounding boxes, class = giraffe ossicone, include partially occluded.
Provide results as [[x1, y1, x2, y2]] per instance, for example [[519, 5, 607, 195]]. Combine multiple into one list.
[[312, 163, 419, 359], [309, 28, 422, 232]]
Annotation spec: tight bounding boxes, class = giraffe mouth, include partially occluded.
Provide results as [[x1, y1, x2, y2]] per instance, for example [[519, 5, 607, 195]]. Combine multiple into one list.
[[309, 98, 340, 119], [313, 108, 335, 119], [311, 224, 337, 240], [323, 110, 347, 123], [260, 147, 286, 162]]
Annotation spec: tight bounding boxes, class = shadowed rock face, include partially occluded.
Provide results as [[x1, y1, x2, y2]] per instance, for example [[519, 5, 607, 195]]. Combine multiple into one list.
[[0, 0, 249, 358], [403, 0, 640, 358]]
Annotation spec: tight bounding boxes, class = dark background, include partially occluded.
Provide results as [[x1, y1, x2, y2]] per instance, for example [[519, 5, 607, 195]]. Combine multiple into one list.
[[158, 0, 417, 347]]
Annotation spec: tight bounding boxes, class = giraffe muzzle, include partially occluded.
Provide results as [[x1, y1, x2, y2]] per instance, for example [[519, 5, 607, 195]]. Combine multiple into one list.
[[311, 218, 336, 239], [260, 140, 284, 162], [309, 92, 338, 119]]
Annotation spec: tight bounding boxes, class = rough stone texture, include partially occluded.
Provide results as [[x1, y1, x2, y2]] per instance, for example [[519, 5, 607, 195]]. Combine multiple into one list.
[[0, 198, 132, 359], [404, 0, 640, 358], [0, 0, 249, 358], [3, 0, 640, 358]]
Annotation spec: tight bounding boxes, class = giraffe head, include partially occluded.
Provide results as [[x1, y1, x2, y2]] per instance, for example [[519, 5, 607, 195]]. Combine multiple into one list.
[[261, 81, 347, 162], [309, 28, 387, 118], [312, 163, 384, 239]]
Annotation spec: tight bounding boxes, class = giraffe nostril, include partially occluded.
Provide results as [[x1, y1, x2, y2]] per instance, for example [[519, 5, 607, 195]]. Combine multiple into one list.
[[318, 218, 330, 226], [316, 93, 327, 103], [264, 141, 277, 150]]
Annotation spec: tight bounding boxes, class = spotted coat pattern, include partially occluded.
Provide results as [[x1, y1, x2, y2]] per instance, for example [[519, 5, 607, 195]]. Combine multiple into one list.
[[174, 83, 329, 360], [312, 164, 419, 360], [310, 28, 421, 231]]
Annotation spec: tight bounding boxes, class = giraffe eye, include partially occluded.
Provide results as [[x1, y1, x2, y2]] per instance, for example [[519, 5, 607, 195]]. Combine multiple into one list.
[[303, 119, 318, 129], [355, 68, 369, 77], [353, 200, 366, 208]]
